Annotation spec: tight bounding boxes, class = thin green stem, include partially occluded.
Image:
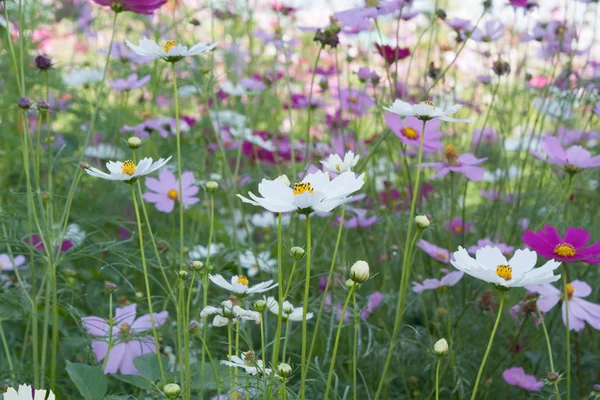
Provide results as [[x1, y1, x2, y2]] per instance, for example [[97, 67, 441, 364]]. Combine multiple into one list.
[[0, 321, 15, 381], [563, 271, 571, 400], [538, 308, 561, 399], [352, 292, 358, 400], [304, 46, 324, 161], [435, 358, 442, 400], [102, 293, 115, 371], [271, 213, 284, 369], [300, 215, 312, 400]]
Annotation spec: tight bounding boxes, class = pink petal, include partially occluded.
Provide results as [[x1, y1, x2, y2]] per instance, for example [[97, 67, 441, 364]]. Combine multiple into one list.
[[115, 304, 137, 326], [562, 303, 585, 332], [131, 311, 168, 332], [570, 280, 591, 298], [104, 342, 126, 374], [180, 171, 196, 188], [82, 316, 110, 337], [563, 227, 590, 249], [144, 177, 168, 194], [92, 340, 109, 362]]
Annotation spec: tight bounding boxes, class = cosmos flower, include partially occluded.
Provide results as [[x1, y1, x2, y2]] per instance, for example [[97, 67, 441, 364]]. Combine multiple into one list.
[[470, 20, 504, 43], [532, 136, 600, 173], [266, 297, 313, 321], [221, 351, 271, 375], [239, 250, 276, 277], [188, 243, 224, 260], [108, 73, 151, 91], [375, 43, 410, 64], [209, 274, 277, 296], [480, 189, 514, 203], [384, 100, 471, 122], [525, 280, 600, 331], [384, 114, 444, 153], [445, 217, 473, 235], [320, 151, 359, 174], [84, 143, 126, 160], [200, 299, 261, 327], [82, 304, 168, 375], [125, 37, 216, 63], [360, 291, 383, 319], [92, 0, 167, 14], [338, 213, 377, 229], [421, 145, 487, 181], [472, 127, 499, 148], [416, 239, 451, 263], [502, 367, 544, 391], [237, 170, 365, 214], [450, 246, 561, 288], [468, 239, 514, 258], [3, 384, 55, 400], [412, 271, 464, 293], [121, 117, 190, 139], [0, 254, 26, 272], [25, 224, 86, 254], [522, 225, 600, 264], [338, 89, 375, 117], [143, 169, 199, 213], [62, 69, 103, 87], [84, 157, 171, 182]]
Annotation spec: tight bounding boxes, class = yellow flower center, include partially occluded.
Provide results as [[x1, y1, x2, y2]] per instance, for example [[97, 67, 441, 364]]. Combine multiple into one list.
[[565, 283, 574, 299], [401, 127, 418, 140], [167, 189, 178, 200], [420, 100, 436, 108], [335, 163, 341, 171], [444, 144, 458, 164], [293, 182, 315, 196], [0, 263, 3, 270], [244, 350, 255, 364], [119, 322, 131, 335], [349, 96, 359, 104], [236, 276, 249, 286], [554, 243, 576, 258], [163, 40, 178, 53], [453, 225, 463, 233], [436, 252, 448, 260], [121, 160, 136, 176], [496, 265, 512, 281]]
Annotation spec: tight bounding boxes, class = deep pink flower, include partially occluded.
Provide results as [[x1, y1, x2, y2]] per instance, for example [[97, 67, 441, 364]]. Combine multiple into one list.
[[522, 225, 600, 264], [416, 239, 450, 263], [502, 367, 544, 391], [384, 114, 444, 153], [412, 271, 463, 293], [421, 146, 487, 181], [82, 304, 168, 374], [532, 136, 600, 172], [525, 281, 600, 331], [92, 0, 166, 14], [508, 0, 528, 7], [375, 43, 410, 65], [143, 170, 199, 213], [445, 217, 473, 235]]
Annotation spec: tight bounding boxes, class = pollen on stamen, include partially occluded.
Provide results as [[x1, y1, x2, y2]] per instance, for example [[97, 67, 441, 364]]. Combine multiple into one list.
[[420, 100, 436, 108], [119, 322, 131, 335], [565, 283, 574, 299], [163, 40, 178, 53], [167, 189, 178, 200], [293, 182, 315, 196], [554, 243, 576, 258], [236, 276, 249, 286], [401, 127, 418, 140], [444, 144, 458, 164], [496, 265, 512, 281], [121, 160, 136, 176]]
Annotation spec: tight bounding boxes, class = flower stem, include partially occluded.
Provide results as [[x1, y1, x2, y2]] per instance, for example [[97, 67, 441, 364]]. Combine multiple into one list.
[[304, 46, 323, 161], [324, 284, 357, 399], [131, 185, 166, 382], [271, 214, 284, 368], [435, 357, 442, 400], [0, 321, 15, 381], [538, 308, 561, 399], [102, 293, 114, 371], [352, 291, 358, 400], [300, 215, 312, 400], [562, 271, 571, 400], [470, 290, 505, 400]]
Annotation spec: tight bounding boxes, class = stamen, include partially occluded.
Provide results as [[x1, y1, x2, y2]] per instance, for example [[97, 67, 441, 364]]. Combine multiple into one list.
[[349, 96, 359, 104], [420, 100, 436, 108], [0, 263, 3, 270], [335, 163, 341, 171], [167, 189, 178, 200], [453, 225, 463, 233], [119, 322, 131, 335], [293, 182, 315, 196], [121, 160, 136, 176], [401, 127, 418, 140], [236, 276, 249, 286], [554, 243, 576, 258], [163, 40, 178, 53], [496, 265, 512, 281], [565, 283, 574, 299]]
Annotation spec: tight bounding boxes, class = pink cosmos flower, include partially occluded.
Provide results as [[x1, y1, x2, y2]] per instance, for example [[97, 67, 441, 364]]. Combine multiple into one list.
[[532, 136, 600, 172], [375, 43, 410, 65], [82, 304, 168, 374], [525, 280, 600, 331], [0, 254, 26, 272], [468, 239, 514, 258], [109, 73, 151, 91], [471, 127, 499, 148], [416, 239, 450, 263], [143, 169, 199, 213], [384, 114, 444, 153], [556, 126, 600, 146], [594, 101, 600, 115], [360, 291, 383, 319], [92, 0, 167, 14], [445, 217, 473, 235], [336, 214, 377, 229], [421, 146, 487, 181], [522, 225, 600, 264], [480, 189, 514, 203], [121, 117, 189, 138], [502, 367, 544, 391], [338, 89, 375, 117], [412, 271, 463, 293], [470, 20, 504, 43]]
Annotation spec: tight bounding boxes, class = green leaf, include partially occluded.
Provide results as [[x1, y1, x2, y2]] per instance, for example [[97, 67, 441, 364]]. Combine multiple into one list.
[[190, 363, 227, 390], [65, 361, 108, 400], [112, 374, 154, 391], [132, 353, 169, 382]]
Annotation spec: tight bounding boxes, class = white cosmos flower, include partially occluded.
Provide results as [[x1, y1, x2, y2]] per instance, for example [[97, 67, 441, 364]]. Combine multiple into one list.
[[4, 384, 55, 400], [188, 243, 224, 260], [84, 143, 126, 160], [450, 246, 561, 288], [221, 81, 247, 96], [266, 297, 313, 321], [209, 274, 277, 296], [84, 156, 171, 181], [200, 300, 261, 326], [237, 170, 365, 214], [321, 151, 360, 173], [221, 351, 272, 375], [125, 37, 216, 62], [384, 99, 471, 122], [248, 212, 290, 228], [178, 85, 203, 97], [239, 250, 276, 277], [246, 135, 275, 151], [62, 69, 103, 87]]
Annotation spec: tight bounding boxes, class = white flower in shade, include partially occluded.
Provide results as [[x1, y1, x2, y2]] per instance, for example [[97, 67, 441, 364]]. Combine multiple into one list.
[[221, 81, 247, 96], [321, 151, 360, 174], [125, 37, 216, 62], [84, 143, 126, 160], [188, 243, 224, 260], [221, 351, 272, 375], [63, 69, 103, 87], [3, 384, 55, 400], [237, 170, 365, 214], [384, 99, 471, 122], [209, 274, 277, 296], [265, 297, 313, 321], [84, 156, 171, 182], [246, 135, 275, 151], [450, 246, 561, 288], [177, 85, 203, 97], [0, 254, 26, 272], [239, 250, 276, 277], [248, 212, 290, 228], [200, 300, 260, 326]]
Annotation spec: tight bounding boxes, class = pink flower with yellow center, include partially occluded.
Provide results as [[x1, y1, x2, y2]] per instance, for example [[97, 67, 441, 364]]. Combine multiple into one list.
[[522, 225, 600, 264], [143, 169, 199, 213]]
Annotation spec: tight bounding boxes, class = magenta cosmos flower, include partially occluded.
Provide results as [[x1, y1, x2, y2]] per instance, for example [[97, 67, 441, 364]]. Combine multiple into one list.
[[502, 367, 543, 391], [143, 169, 199, 213], [416, 239, 450, 263], [82, 304, 168, 374], [384, 114, 444, 153], [532, 136, 600, 173], [412, 270, 463, 293], [92, 0, 167, 14], [522, 225, 600, 264], [445, 217, 473, 235], [525, 280, 600, 331], [421, 145, 487, 181]]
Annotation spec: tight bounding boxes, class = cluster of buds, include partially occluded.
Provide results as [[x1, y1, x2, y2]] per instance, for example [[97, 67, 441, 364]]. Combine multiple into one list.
[[314, 17, 341, 49]]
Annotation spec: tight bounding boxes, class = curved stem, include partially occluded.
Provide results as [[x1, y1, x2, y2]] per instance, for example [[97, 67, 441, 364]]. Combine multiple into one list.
[[300, 215, 312, 400], [538, 308, 561, 399]]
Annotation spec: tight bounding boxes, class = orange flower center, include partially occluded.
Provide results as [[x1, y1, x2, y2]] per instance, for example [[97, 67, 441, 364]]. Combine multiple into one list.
[[420, 100, 436, 108], [401, 127, 418, 140], [565, 283, 574, 299], [121, 160, 136, 176], [167, 189, 178, 200], [453, 225, 463, 233], [444, 144, 458, 164], [163, 40, 178, 53], [119, 322, 131, 335], [554, 243, 576, 258], [436, 252, 448, 260], [349, 96, 359, 104], [236, 276, 249, 286], [496, 265, 512, 281], [0, 263, 3, 270], [293, 182, 314, 196]]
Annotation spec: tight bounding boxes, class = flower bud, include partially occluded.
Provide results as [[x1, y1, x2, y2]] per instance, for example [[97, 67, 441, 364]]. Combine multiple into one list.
[[345, 279, 356, 289], [593, 384, 600, 393], [415, 215, 430, 229], [37, 101, 50, 111], [547, 372, 559, 382], [350, 260, 369, 283], [105, 282, 117, 292], [277, 363, 293, 379], [64, 268, 76, 277], [289, 246, 305, 260], [191, 261, 204, 272], [178, 270, 189, 280], [189, 18, 200, 26], [18, 97, 32, 110], [188, 320, 201, 334], [319, 76, 329, 91], [127, 136, 142, 149], [35, 55, 52, 70], [205, 181, 219, 193], [135, 291, 144, 299], [254, 300, 267, 312], [434, 338, 448, 356], [164, 383, 181, 398], [436, 8, 447, 20], [79, 162, 90, 170], [40, 192, 51, 201]]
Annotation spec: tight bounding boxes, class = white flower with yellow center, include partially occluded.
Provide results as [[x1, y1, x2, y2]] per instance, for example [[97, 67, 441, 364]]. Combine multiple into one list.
[[3, 384, 55, 400], [239, 250, 276, 277], [237, 170, 365, 214], [321, 151, 360, 174], [125, 37, 216, 63], [200, 299, 261, 327], [265, 297, 313, 321], [384, 99, 471, 122], [84, 156, 171, 182], [221, 351, 272, 376], [450, 246, 561, 288], [209, 274, 277, 296]]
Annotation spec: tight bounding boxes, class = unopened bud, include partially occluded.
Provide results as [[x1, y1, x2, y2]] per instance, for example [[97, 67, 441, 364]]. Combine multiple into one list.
[[345, 279, 356, 289], [135, 291, 144, 299], [254, 300, 267, 312], [105, 282, 117, 292], [80, 162, 90, 170], [189, 18, 200, 26], [191, 261, 204, 271], [547, 372, 559, 382], [415, 215, 430, 229], [41, 192, 50, 201], [350, 260, 369, 283], [277, 363, 293, 378], [64, 268, 76, 277], [436, 8, 447, 20], [289, 246, 305, 260], [178, 270, 189, 280], [35, 55, 52, 70], [127, 136, 142, 149], [164, 383, 181, 398], [188, 320, 201, 334], [18, 97, 32, 110], [37, 101, 50, 111], [205, 181, 219, 193], [434, 338, 448, 356]]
